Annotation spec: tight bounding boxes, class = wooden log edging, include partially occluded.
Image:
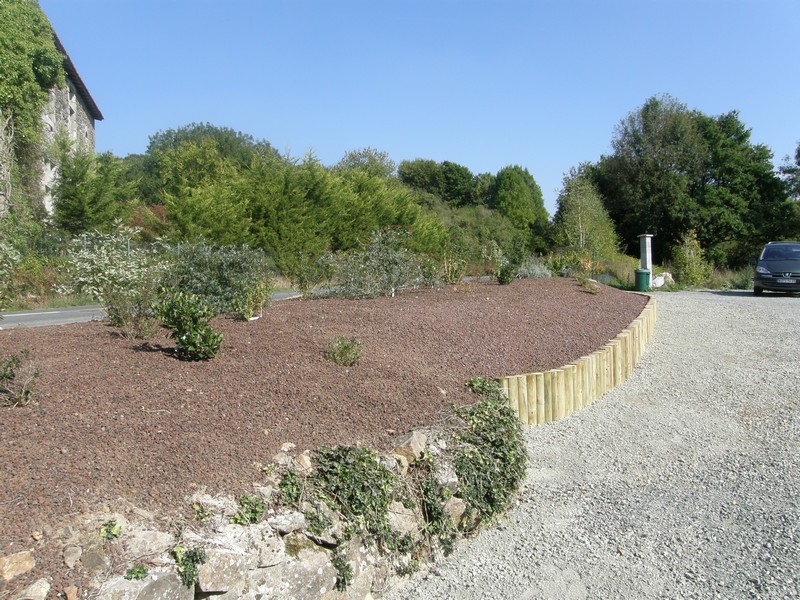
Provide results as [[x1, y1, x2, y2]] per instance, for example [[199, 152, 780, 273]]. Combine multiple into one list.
[[498, 295, 656, 425]]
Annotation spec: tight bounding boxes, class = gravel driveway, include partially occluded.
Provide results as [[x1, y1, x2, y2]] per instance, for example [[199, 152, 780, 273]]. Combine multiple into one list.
[[388, 290, 800, 600]]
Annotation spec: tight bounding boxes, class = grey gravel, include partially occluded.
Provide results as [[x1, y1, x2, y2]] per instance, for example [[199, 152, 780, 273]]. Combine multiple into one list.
[[387, 290, 800, 600]]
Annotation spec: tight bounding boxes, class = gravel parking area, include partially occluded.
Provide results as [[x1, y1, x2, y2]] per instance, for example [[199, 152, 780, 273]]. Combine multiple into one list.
[[388, 290, 800, 600]]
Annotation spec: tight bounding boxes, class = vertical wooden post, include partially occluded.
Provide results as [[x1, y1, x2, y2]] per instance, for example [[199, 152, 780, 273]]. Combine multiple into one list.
[[526, 374, 537, 424], [543, 370, 554, 423], [507, 376, 519, 419], [564, 364, 576, 417], [535, 372, 545, 424], [517, 376, 529, 425], [554, 369, 566, 420]]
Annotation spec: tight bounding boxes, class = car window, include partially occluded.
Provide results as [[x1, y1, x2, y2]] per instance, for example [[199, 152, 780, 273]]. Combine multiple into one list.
[[763, 244, 800, 260]]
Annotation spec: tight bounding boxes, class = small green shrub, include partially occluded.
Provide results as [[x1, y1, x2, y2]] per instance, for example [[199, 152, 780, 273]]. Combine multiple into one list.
[[706, 266, 753, 290], [156, 291, 223, 361], [494, 261, 514, 285], [124, 564, 149, 580], [515, 255, 551, 279], [330, 230, 429, 299], [672, 230, 712, 287], [173, 546, 207, 588], [279, 469, 304, 505], [325, 336, 363, 367], [100, 519, 121, 540], [230, 494, 266, 525], [440, 250, 466, 285], [0, 350, 41, 407]]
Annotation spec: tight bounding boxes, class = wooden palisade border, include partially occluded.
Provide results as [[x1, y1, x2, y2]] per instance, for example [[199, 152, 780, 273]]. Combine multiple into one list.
[[498, 295, 656, 425]]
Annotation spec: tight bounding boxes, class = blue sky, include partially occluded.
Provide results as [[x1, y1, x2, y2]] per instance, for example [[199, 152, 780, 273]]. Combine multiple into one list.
[[39, 0, 799, 215]]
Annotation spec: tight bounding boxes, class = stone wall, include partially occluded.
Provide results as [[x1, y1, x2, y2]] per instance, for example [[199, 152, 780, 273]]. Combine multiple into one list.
[[40, 77, 97, 214]]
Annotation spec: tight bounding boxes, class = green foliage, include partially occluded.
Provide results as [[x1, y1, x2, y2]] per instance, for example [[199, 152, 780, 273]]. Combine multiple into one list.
[[124, 564, 149, 580], [494, 261, 514, 285], [491, 165, 550, 252], [333, 147, 396, 179], [0, 0, 65, 196], [671, 230, 712, 286], [331, 549, 354, 591], [52, 138, 132, 235], [278, 469, 304, 505], [325, 336, 363, 367], [311, 445, 404, 550], [553, 167, 619, 260], [231, 494, 266, 525], [329, 230, 432, 299], [592, 94, 795, 266], [0, 235, 21, 312], [0, 350, 40, 407], [515, 255, 552, 279], [173, 546, 207, 588], [191, 502, 212, 523], [156, 291, 223, 361], [705, 266, 754, 291], [304, 506, 333, 536], [59, 225, 165, 303], [160, 242, 272, 319], [454, 379, 527, 526], [100, 519, 122, 540]]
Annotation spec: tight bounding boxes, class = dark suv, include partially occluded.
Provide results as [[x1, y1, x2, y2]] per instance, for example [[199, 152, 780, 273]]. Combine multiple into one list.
[[752, 241, 800, 295]]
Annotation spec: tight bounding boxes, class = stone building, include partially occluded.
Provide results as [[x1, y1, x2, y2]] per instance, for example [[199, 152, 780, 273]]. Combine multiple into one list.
[[39, 32, 103, 214]]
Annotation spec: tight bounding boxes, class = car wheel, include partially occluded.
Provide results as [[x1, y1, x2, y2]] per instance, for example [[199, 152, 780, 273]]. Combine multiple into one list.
[[753, 286, 763, 296]]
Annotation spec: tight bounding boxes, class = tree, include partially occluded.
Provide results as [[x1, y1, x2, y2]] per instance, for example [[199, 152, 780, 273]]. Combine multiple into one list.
[[439, 161, 475, 206], [553, 166, 619, 259], [491, 165, 549, 251], [0, 0, 65, 203], [779, 141, 800, 201], [52, 140, 131, 235], [332, 147, 396, 178], [397, 159, 442, 196], [592, 94, 794, 265]]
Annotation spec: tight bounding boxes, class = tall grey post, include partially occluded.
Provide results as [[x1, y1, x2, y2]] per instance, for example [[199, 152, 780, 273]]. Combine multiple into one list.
[[638, 234, 653, 272]]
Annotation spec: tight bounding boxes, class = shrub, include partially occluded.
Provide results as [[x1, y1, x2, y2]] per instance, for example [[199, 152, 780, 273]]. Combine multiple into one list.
[[515, 255, 551, 279], [231, 494, 266, 525], [160, 243, 273, 319], [672, 230, 712, 287], [494, 261, 514, 285], [173, 546, 207, 588], [330, 230, 431, 299], [157, 291, 223, 361], [325, 335, 363, 367], [454, 378, 527, 526], [0, 238, 21, 313], [0, 350, 41, 407]]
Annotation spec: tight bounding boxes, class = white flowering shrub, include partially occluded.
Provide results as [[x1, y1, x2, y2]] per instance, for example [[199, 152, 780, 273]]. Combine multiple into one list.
[[0, 238, 21, 314], [59, 225, 169, 338]]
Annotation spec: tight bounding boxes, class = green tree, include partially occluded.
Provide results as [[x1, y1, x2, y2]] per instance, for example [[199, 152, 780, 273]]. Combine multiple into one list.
[[553, 166, 619, 259], [592, 94, 794, 265], [0, 0, 65, 204], [52, 141, 131, 235], [779, 141, 800, 201], [397, 158, 442, 196], [491, 165, 549, 251], [332, 147, 396, 178], [439, 160, 474, 206]]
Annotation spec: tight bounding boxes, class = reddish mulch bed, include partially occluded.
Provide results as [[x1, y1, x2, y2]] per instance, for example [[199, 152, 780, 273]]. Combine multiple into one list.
[[0, 277, 647, 595]]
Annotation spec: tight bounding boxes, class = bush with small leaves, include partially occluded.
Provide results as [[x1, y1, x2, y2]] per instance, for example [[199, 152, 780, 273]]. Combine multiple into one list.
[[325, 336, 363, 367], [160, 242, 273, 319], [672, 230, 712, 287]]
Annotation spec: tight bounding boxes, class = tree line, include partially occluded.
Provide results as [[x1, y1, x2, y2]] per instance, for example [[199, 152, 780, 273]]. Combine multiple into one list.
[[2, 0, 799, 288]]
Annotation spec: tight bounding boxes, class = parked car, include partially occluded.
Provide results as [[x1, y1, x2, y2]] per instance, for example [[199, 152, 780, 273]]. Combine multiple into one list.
[[752, 241, 800, 295]]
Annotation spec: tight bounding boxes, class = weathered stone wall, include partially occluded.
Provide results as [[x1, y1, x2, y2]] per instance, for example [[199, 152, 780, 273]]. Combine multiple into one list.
[[40, 77, 96, 214]]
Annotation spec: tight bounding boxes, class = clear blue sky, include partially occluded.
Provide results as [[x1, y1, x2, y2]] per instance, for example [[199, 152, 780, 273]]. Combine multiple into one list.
[[39, 0, 799, 215]]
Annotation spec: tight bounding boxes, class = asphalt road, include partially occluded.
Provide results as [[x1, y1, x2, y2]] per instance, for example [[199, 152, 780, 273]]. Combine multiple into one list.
[[0, 291, 301, 329]]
